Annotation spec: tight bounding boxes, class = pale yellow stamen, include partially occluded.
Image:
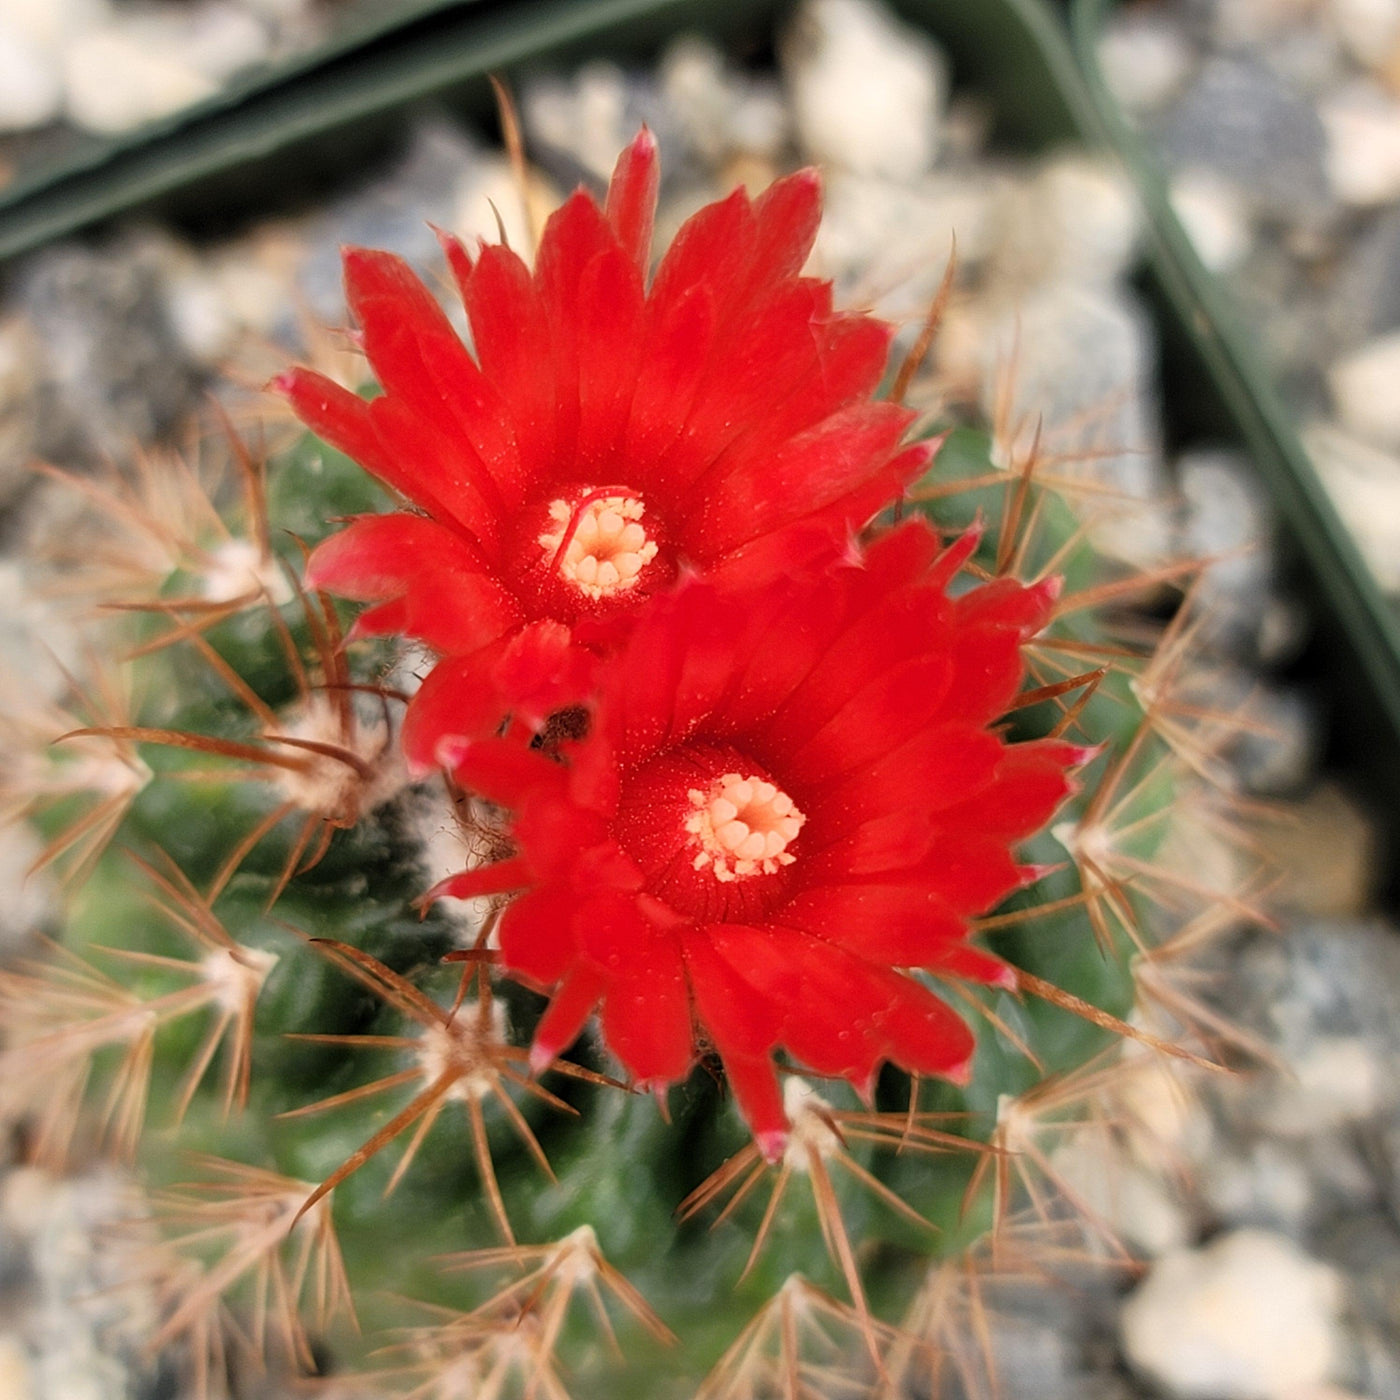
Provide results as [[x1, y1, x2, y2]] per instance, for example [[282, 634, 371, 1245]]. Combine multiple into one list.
[[539, 493, 659, 600], [684, 772, 806, 882]]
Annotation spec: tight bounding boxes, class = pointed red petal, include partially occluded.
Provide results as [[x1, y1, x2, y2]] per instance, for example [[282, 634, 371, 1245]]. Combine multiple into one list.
[[400, 652, 510, 772], [425, 856, 530, 903], [605, 127, 660, 273], [530, 965, 606, 1068], [600, 916, 693, 1084]]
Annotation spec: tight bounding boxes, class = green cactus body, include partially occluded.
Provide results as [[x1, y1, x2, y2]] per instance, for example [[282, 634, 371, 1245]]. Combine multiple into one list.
[[0, 151, 1227, 1400]]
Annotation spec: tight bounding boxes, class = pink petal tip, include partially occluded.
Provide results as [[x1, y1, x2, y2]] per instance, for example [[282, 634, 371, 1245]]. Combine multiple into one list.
[[944, 1056, 975, 1088], [755, 1129, 789, 1164], [435, 735, 473, 771]]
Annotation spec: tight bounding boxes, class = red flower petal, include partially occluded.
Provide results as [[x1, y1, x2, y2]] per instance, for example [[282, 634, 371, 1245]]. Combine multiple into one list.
[[572, 245, 646, 472], [460, 242, 555, 491], [500, 886, 584, 988], [306, 515, 520, 656], [344, 248, 521, 506], [813, 724, 1004, 829], [400, 653, 512, 775], [935, 739, 1080, 839], [599, 915, 693, 1085], [604, 127, 660, 272], [417, 514, 1078, 1150], [530, 965, 606, 1067], [748, 168, 823, 287], [780, 884, 966, 965], [779, 651, 955, 781], [685, 401, 914, 558], [286, 136, 936, 751], [873, 976, 975, 1080]]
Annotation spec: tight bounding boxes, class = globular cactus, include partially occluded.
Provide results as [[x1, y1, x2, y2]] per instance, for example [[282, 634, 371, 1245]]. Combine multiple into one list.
[[1, 127, 1253, 1399]]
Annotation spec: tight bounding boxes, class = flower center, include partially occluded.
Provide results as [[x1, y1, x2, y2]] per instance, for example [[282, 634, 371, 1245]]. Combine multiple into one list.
[[538, 491, 659, 601], [612, 744, 805, 921], [684, 772, 806, 883]]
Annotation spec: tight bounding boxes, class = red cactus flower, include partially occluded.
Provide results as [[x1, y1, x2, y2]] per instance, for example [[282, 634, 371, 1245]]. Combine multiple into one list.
[[277, 130, 933, 762], [428, 521, 1082, 1159]]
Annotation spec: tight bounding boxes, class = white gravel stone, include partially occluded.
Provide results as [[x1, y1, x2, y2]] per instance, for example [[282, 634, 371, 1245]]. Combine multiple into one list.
[[1213, 0, 1320, 46], [1322, 82, 1400, 207], [0, 0, 109, 54], [1050, 1134, 1193, 1256], [990, 153, 1142, 291], [175, 1, 270, 84], [0, 1335, 32, 1400], [0, 823, 54, 953], [0, 562, 85, 706], [1258, 1034, 1386, 1135], [1177, 449, 1274, 625], [1098, 12, 1196, 115], [63, 25, 218, 135], [453, 156, 557, 260], [0, 22, 60, 131], [1329, 0, 1400, 69], [1170, 168, 1254, 271], [1305, 421, 1400, 590], [1200, 1139, 1317, 1235], [978, 283, 1168, 568], [1121, 1229, 1341, 1399], [1328, 333, 1400, 452], [0, 316, 41, 506], [812, 168, 1002, 322], [525, 59, 632, 184], [780, 0, 947, 180], [660, 36, 788, 164]]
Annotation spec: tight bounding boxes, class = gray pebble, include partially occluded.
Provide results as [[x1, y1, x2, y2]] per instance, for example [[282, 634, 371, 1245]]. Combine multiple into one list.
[[1154, 56, 1336, 228], [15, 232, 201, 461]]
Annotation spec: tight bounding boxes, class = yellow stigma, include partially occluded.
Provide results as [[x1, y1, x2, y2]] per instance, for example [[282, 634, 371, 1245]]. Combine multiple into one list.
[[684, 772, 806, 882], [539, 493, 659, 600]]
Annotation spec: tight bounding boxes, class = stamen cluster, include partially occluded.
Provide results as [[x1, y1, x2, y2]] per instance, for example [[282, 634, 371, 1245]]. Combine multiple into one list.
[[283, 128, 1080, 1157], [685, 772, 805, 881]]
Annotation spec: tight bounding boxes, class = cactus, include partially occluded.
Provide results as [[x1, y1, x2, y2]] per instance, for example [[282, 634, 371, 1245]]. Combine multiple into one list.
[[1, 128, 1255, 1400]]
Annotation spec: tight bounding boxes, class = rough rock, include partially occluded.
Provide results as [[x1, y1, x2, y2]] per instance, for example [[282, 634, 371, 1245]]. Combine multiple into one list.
[[17, 233, 200, 460], [1176, 449, 1276, 654], [1226, 680, 1317, 793], [1329, 204, 1400, 349], [780, 0, 947, 180], [1330, 0, 1400, 71], [63, 25, 216, 135], [659, 35, 788, 168], [1098, 10, 1197, 115], [1322, 82, 1400, 207], [979, 283, 1168, 566], [170, 0, 270, 85], [1170, 167, 1254, 271], [1251, 782, 1381, 917], [1305, 419, 1400, 587], [523, 60, 679, 191], [989, 154, 1142, 293], [1051, 1134, 1194, 1255], [1198, 1139, 1318, 1236], [298, 122, 486, 325], [0, 0, 110, 54], [0, 23, 61, 132], [1120, 1228, 1341, 1399], [0, 317, 41, 511], [1327, 338, 1400, 450], [812, 167, 1003, 323], [1154, 57, 1335, 227]]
